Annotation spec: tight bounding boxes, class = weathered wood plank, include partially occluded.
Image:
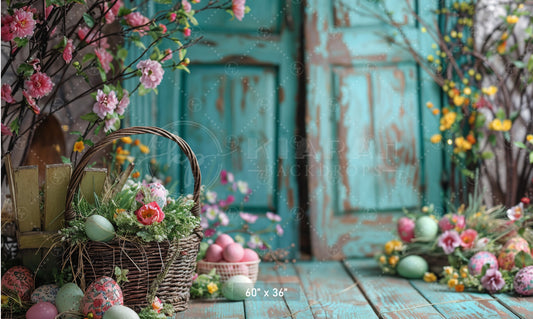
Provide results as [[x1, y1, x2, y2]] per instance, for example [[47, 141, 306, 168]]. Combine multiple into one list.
[[493, 294, 533, 318], [80, 168, 107, 204], [410, 280, 519, 319], [345, 259, 443, 319], [175, 300, 245, 319], [295, 261, 378, 318], [245, 262, 292, 319], [275, 263, 315, 318], [18, 232, 55, 249], [44, 164, 71, 231], [13, 166, 40, 232]]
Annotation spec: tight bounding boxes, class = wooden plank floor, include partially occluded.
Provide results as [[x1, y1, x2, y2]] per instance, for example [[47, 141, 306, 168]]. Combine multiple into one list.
[[179, 259, 533, 318]]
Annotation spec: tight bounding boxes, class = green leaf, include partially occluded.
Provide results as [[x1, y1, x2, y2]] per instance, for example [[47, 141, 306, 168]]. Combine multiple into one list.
[[61, 156, 71, 164], [514, 141, 527, 149], [94, 122, 103, 135], [481, 151, 494, 159], [69, 130, 82, 136], [488, 134, 496, 146], [98, 66, 107, 81], [80, 113, 99, 122], [84, 139, 94, 147], [13, 37, 29, 48], [513, 61, 526, 69], [153, 0, 172, 3], [9, 118, 19, 135], [530, 152, 533, 163], [461, 168, 474, 178], [528, 56, 533, 73], [82, 53, 96, 63], [132, 38, 146, 50], [495, 108, 506, 120], [116, 48, 128, 61], [114, 266, 129, 285], [503, 131, 511, 142], [515, 251, 533, 269], [16, 63, 34, 77], [83, 13, 95, 28], [138, 84, 151, 96]]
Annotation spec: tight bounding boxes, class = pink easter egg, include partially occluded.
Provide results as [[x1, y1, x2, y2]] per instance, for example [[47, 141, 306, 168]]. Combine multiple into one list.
[[397, 217, 415, 243], [468, 251, 498, 275], [514, 265, 533, 296], [205, 244, 224, 262], [80, 276, 123, 319], [215, 234, 234, 249], [1, 266, 34, 301], [223, 243, 244, 262], [26, 302, 58, 319], [240, 248, 259, 262]]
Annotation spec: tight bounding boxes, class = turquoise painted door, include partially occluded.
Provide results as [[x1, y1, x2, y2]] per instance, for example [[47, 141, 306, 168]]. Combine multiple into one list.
[[127, 2, 301, 255], [305, 0, 443, 259]]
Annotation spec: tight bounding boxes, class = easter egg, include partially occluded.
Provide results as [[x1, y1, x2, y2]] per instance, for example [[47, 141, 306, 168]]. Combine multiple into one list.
[[396, 255, 428, 279], [223, 243, 244, 262], [31, 284, 59, 303], [397, 217, 415, 243], [468, 251, 498, 275], [1, 266, 34, 301], [55, 283, 84, 313], [205, 244, 224, 262], [514, 266, 533, 296], [498, 237, 530, 270], [85, 215, 115, 242], [102, 305, 140, 319], [222, 275, 254, 300], [240, 248, 259, 262], [148, 182, 168, 208], [215, 234, 234, 249], [26, 302, 58, 319], [81, 276, 123, 319], [414, 216, 438, 242]]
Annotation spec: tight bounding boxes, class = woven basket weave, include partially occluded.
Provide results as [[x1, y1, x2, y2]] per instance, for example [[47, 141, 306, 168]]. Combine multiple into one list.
[[64, 126, 203, 312]]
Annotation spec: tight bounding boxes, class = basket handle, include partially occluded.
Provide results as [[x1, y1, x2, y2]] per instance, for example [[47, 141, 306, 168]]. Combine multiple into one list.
[[64, 126, 202, 222]]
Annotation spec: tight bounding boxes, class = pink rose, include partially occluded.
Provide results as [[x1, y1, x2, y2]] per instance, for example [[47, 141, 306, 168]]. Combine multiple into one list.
[[94, 47, 113, 73], [1, 84, 14, 103], [11, 8, 36, 39], [136, 201, 165, 225], [125, 12, 150, 35], [169, 13, 177, 22], [1, 14, 15, 42], [460, 229, 477, 249], [63, 39, 74, 63], [93, 89, 118, 119], [397, 217, 415, 243], [25, 72, 54, 99], [437, 230, 461, 254], [232, 0, 246, 21], [137, 59, 164, 89]]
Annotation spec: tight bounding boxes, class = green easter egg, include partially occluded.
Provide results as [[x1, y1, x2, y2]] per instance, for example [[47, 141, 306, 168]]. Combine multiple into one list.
[[222, 275, 254, 301], [397, 255, 428, 279], [55, 283, 84, 314], [414, 216, 438, 242], [103, 305, 140, 319], [85, 215, 115, 242]]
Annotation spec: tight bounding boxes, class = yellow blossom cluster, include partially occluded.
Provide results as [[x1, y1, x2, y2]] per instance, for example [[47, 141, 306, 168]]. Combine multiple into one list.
[[482, 86, 498, 96], [440, 111, 457, 131], [454, 137, 473, 153], [384, 240, 403, 255], [488, 119, 512, 132]]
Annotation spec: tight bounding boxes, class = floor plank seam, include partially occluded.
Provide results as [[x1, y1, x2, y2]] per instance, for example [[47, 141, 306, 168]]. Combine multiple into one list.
[[341, 260, 383, 319], [491, 295, 526, 319], [275, 265, 301, 319], [407, 280, 448, 319], [292, 263, 319, 319]]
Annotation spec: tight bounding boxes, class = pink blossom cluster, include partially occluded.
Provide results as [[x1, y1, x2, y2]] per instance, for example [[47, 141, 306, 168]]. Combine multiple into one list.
[[437, 228, 482, 254], [137, 59, 164, 89], [125, 12, 150, 36], [1, 8, 36, 42], [92, 88, 129, 132], [232, 0, 246, 21]]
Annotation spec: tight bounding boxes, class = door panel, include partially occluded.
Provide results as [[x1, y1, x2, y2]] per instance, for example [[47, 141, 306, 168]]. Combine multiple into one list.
[[306, 0, 442, 259]]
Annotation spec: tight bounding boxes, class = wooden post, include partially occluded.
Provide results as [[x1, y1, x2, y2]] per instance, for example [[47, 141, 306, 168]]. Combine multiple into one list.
[[80, 168, 107, 204], [44, 164, 72, 231]]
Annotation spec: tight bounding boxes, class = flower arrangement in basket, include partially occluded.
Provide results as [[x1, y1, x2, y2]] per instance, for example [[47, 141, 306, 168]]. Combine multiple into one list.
[[58, 126, 203, 317], [376, 188, 533, 295]]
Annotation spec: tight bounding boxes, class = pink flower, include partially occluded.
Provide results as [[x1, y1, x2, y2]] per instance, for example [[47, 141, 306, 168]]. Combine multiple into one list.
[[159, 23, 167, 33], [152, 297, 163, 313], [169, 13, 177, 22], [1, 123, 13, 136], [397, 217, 415, 243], [200, 216, 208, 229], [218, 212, 229, 226], [109, 0, 123, 16], [45, 5, 54, 20], [266, 212, 281, 222], [25, 72, 54, 98], [481, 269, 505, 293], [240, 212, 258, 224], [204, 228, 215, 237], [460, 229, 478, 249], [78, 27, 109, 49], [232, 0, 246, 21], [276, 224, 284, 236], [507, 203, 524, 221], [22, 90, 39, 114], [135, 201, 165, 225], [2, 84, 14, 103], [104, 116, 118, 132], [1, 14, 14, 42], [63, 39, 74, 63], [137, 59, 164, 89], [93, 89, 118, 119], [220, 170, 234, 185], [125, 12, 150, 35], [219, 195, 235, 207], [454, 215, 466, 231], [11, 8, 36, 39], [116, 89, 129, 115], [192, 273, 199, 281], [182, 0, 192, 12], [101, 2, 115, 24], [161, 49, 173, 62], [438, 214, 465, 232], [94, 48, 113, 73], [475, 237, 490, 249], [183, 27, 191, 37], [437, 230, 461, 254]]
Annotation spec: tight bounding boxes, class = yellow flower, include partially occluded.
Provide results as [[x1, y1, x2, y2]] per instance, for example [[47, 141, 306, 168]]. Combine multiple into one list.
[[379, 255, 386, 264], [526, 134, 533, 143], [432, 109, 440, 115], [115, 154, 127, 165], [207, 282, 218, 294], [430, 134, 442, 144], [468, 69, 475, 76], [497, 41, 507, 54], [139, 144, 150, 154], [423, 272, 437, 282], [475, 73, 482, 81], [132, 171, 141, 178], [506, 15, 519, 24], [463, 87, 471, 95], [454, 137, 473, 153], [453, 95, 465, 106], [488, 119, 512, 132], [440, 112, 457, 131], [121, 137, 133, 144], [453, 272, 459, 279], [444, 266, 454, 275], [482, 86, 498, 96], [501, 32, 509, 41], [74, 140, 85, 153], [427, 54, 434, 62], [384, 241, 394, 255], [426, 101, 434, 108], [388, 255, 399, 267], [421, 27, 427, 33], [133, 139, 141, 146], [451, 30, 457, 38], [114, 208, 126, 219], [448, 278, 458, 288]]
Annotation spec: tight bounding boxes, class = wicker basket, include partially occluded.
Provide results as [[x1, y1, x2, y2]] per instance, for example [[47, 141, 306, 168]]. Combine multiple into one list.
[[64, 126, 203, 312], [197, 260, 260, 283]]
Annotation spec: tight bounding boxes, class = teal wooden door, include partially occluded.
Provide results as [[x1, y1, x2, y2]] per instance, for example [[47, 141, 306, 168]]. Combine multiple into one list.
[[305, 0, 443, 259], [127, 2, 301, 255]]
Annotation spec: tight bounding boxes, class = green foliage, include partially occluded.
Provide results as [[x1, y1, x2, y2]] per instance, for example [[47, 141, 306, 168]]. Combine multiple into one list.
[[190, 268, 222, 299]]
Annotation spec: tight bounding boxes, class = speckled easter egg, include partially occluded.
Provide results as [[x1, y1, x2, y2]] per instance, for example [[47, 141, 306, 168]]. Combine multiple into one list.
[[396, 255, 428, 279], [498, 237, 531, 270], [468, 251, 498, 275], [102, 305, 140, 319], [397, 217, 415, 243], [81, 276, 123, 319], [1, 266, 34, 301], [205, 244, 224, 262], [240, 248, 259, 262], [223, 243, 244, 262], [148, 183, 168, 208], [31, 284, 59, 303], [222, 275, 254, 301], [26, 302, 58, 319], [55, 283, 84, 313], [414, 216, 438, 242], [85, 215, 115, 242], [215, 234, 234, 249], [514, 266, 533, 296]]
